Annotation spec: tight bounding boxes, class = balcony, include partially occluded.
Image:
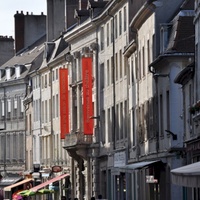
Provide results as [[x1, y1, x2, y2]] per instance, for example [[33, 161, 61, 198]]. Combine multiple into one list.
[[64, 132, 93, 148]]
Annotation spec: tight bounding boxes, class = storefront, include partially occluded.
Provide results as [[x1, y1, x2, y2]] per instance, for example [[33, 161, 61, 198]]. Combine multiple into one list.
[[171, 161, 200, 199], [18, 173, 70, 199], [112, 160, 167, 200], [3, 178, 33, 199]]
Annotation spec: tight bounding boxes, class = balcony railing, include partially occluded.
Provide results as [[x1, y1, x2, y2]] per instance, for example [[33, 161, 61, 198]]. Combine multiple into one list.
[[64, 132, 93, 147]]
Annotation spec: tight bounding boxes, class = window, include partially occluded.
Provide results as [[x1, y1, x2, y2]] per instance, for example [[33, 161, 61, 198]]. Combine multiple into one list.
[[115, 53, 118, 81], [20, 97, 24, 118], [44, 74, 48, 88], [135, 55, 138, 81], [160, 94, 163, 136], [56, 94, 59, 118], [100, 63, 105, 90], [7, 99, 11, 120], [119, 50, 122, 79], [52, 70, 55, 82], [45, 100, 48, 123], [138, 51, 141, 80], [147, 40, 151, 67], [116, 104, 119, 140], [124, 7, 127, 32], [111, 57, 114, 83], [124, 101, 127, 138], [119, 11, 122, 36], [56, 68, 58, 80], [107, 23, 109, 46], [115, 15, 118, 39], [142, 46, 145, 76], [166, 91, 170, 130], [108, 108, 112, 142], [111, 19, 114, 43], [13, 98, 17, 119], [42, 101, 44, 123], [107, 60, 110, 86], [49, 99, 51, 122], [131, 58, 134, 85], [15, 66, 21, 78], [6, 68, 11, 80], [120, 102, 123, 139], [124, 52, 127, 76], [1, 100, 5, 119], [53, 95, 55, 118], [100, 26, 104, 51]]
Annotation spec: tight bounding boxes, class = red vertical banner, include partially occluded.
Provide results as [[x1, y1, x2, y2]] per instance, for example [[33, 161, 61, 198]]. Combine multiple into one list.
[[59, 68, 69, 139], [82, 57, 94, 135]]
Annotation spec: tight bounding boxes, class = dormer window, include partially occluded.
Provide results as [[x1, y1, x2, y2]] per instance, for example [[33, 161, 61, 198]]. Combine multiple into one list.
[[5, 67, 11, 80], [0, 69, 5, 81], [15, 65, 22, 78]]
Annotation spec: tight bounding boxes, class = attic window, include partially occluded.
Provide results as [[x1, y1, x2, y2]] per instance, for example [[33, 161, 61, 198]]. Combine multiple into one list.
[[0, 70, 5, 81], [5, 67, 11, 80], [15, 65, 22, 78]]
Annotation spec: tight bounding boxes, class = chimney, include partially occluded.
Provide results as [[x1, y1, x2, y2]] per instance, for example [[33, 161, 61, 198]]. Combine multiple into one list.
[[14, 11, 25, 53], [79, 0, 88, 10]]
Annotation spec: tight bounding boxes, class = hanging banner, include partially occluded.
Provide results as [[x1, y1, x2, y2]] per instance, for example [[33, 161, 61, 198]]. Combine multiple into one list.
[[59, 68, 69, 139], [82, 57, 93, 135]]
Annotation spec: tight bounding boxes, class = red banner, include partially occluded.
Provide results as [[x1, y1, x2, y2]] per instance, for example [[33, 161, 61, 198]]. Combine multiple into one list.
[[59, 68, 69, 139], [82, 57, 93, 135]]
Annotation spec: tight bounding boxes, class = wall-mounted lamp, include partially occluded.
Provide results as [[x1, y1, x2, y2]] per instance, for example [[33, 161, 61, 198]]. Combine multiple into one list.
[[65, 53, 73, 62], [90, 42, 98, 51], [165, 130, 177, 140]]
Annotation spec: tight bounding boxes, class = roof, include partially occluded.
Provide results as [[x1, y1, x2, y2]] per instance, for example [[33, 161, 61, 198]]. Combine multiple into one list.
[[167, 12, 195, 53], [39, 37, 69, 70], [0, 35, 45, 82]]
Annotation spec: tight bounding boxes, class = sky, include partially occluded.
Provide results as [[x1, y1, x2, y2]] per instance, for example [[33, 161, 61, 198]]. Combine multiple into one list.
[[0, 0, 46, 38]]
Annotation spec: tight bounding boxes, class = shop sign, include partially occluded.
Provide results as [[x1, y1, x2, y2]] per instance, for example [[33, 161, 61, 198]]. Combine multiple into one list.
[[52, 166, 63, 173], [146, 175, 158, 183], [114, 151, 126, 167]]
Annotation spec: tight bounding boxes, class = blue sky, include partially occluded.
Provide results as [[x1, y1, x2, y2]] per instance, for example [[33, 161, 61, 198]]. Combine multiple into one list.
[[0, 0, 46, 38]]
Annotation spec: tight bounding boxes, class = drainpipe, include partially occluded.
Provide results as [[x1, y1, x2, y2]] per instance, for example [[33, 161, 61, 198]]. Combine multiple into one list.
[[148, 65, 159, 152], [47, 65, 54, 165]]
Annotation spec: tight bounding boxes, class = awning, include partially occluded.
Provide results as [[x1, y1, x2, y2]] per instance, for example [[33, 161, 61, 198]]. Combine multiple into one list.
[[171, 161, 200, 187], [119, 160, 162, 173], [30, 173, 69, 192], [4, 178, 33, 192], [0, 177, 23, 187]]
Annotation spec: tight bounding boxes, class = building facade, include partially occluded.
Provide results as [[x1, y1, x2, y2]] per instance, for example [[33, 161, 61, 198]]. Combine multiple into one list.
[[1, 0, 200, 200]]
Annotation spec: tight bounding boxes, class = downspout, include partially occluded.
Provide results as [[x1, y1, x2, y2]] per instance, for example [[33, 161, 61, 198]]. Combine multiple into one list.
[[24, 101, 30, 171], [47, 65, 54, 164], [107, 11, 116, 150], [148, 64, 159, 152]]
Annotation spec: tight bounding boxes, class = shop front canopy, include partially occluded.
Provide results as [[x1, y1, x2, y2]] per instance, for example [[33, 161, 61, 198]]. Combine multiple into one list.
[[118, 160, 163, 173], [0, 177, 23, 188], [171, 161, 200, 187], [4, 178, 33, 192], [29, 173, 69, 192]]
